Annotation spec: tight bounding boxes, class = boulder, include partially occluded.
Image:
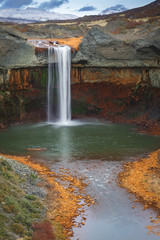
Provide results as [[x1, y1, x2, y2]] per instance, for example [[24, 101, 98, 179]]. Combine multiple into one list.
[[73, 27, 160, 67], [0, 29, 47, 68]]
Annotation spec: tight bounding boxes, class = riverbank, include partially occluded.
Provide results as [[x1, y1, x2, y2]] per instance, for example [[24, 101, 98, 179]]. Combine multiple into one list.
[[119, 149, 160, 234], [0, 155, 47, 240], [0, 154, 94, 240], [119, 149, 160, 210]]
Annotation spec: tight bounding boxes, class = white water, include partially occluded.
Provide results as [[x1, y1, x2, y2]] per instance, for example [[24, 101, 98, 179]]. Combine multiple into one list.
[[47, 45, 71, 124]]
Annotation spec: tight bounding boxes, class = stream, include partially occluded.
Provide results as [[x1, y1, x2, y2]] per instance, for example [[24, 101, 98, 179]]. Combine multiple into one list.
[[0, 120, 160, 240]]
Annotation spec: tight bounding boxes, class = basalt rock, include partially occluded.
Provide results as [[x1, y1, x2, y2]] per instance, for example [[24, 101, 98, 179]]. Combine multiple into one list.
[[0, 19, 160, 128], [0, 29, 47, 68], [72, 27, 160, 67], [133, 29, 160, 59]]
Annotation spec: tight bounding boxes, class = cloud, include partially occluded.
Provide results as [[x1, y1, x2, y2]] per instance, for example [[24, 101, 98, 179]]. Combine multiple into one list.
[[78, 5, 96, 12], [0, 0, 68, 9], [0, 0, 33, 8], [39, 0, 69, 10]]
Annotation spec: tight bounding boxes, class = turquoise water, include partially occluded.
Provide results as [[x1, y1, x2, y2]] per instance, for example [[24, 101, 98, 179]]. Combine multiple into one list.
[[0, 121, 159, 162], [0, 120, 160, 240]]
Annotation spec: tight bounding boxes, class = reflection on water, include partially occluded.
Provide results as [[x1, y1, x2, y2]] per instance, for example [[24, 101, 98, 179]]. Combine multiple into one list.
[[54, 159, 160, 240], [57, 126, 71, 162], [0, 121, 159, 163], [0, 121, 160, 240]]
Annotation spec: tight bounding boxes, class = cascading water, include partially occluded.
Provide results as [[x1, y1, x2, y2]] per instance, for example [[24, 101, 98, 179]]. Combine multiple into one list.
[[47, 45, 71, 124]]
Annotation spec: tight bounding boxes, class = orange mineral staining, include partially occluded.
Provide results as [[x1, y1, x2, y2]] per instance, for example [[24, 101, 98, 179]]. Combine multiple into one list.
[[0, 153, 94, 239]]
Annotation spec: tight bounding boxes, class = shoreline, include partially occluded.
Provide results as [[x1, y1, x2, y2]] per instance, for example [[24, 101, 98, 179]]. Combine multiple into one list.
[[0, 153, 94, 239], [119, 149, 160, 211], [119, 149, 160, 235], [1, 148, 160, 238], [0, 124, 160, 238], [1, 115, 160, 136], [0, 155, 48, 240]]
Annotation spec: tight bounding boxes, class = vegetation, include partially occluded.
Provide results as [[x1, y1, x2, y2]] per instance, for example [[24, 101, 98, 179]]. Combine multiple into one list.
[[0, 157, 45, 240], [125, 20, 144, 29]]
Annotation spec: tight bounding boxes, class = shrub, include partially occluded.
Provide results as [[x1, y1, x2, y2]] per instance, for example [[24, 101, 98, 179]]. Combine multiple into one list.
[[125, 20, 144, 29], [25, 195, 36, 200], [11, 223, 25, 235]]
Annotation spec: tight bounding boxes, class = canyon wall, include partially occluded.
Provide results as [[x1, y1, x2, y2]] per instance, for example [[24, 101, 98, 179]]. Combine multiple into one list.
[[0, 26, 160, 127], [0, 65, 160, 127]]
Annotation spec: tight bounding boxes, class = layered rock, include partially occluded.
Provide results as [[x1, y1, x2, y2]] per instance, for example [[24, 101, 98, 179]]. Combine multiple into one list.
[[0, 30, 38, 68], [73, 27, 160, 68], [0, 12, 160, 129]]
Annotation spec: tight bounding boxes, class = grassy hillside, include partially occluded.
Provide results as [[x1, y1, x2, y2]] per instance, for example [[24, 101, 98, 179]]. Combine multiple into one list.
[[0, 156, 46, 240]]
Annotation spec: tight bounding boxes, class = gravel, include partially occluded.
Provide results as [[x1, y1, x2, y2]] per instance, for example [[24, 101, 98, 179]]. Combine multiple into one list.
[[1, 155, 47, 199]]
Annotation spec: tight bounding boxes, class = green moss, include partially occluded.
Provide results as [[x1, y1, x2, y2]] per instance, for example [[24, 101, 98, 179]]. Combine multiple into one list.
[[15, 213, 33, 227], [0, 157, 46, 240], [28, 173, 38, 182], [41, 69, 48, 88], [72, 101, 88, 115], [11, 222, 25, 235], [25, 194, 37, 200]]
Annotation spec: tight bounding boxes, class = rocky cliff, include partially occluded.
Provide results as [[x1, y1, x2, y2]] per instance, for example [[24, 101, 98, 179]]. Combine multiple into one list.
[[0, 1, 160, 132], [73, 27, 160, 67]]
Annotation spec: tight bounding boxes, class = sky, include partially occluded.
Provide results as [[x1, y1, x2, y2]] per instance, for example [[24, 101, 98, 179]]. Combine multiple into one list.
[[0, 0, 154, 16]]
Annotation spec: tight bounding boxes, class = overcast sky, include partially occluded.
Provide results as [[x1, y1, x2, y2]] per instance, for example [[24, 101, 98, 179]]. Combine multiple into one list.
[[0, 0, 154, 16]]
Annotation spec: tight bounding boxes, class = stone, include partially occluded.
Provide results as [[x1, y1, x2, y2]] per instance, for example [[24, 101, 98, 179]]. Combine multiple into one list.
[[0, 30, 43, 68], [72, 27, 160, 67], [149, 69, 160, 88], [0, 74, 3, 84]]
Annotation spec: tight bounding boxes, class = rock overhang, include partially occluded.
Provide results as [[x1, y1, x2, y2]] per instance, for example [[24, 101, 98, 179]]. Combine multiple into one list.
[[28, 37, 83, 53]]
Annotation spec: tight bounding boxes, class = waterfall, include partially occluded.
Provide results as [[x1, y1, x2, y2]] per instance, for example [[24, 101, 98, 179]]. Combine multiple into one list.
[[47, 45, 71, 124]]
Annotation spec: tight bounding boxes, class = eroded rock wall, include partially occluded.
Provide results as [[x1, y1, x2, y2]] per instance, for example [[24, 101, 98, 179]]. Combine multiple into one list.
[[0, 24, 160, 127], [0, 67, 48, 127], [0, 65, 160, 127], [71, 66, 160, 120]]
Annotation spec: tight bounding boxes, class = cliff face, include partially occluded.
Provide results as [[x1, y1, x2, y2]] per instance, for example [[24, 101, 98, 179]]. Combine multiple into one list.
[[0, 30, 37, 68], [73, 27, 160, 67], [0, 65, 159, 133], [0, 67, 47, 127], [0, 4, 160, 130]]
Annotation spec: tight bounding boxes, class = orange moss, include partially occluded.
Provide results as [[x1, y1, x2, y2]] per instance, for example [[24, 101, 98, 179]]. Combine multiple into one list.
[[28, 37, 83, 51], [0, 154, 94, 239], [119, 150, 160, 209], [119, 150, 160, 235]]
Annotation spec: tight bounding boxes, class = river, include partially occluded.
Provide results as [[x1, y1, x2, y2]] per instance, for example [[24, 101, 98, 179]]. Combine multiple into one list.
[[0, 120, 159, 240]]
